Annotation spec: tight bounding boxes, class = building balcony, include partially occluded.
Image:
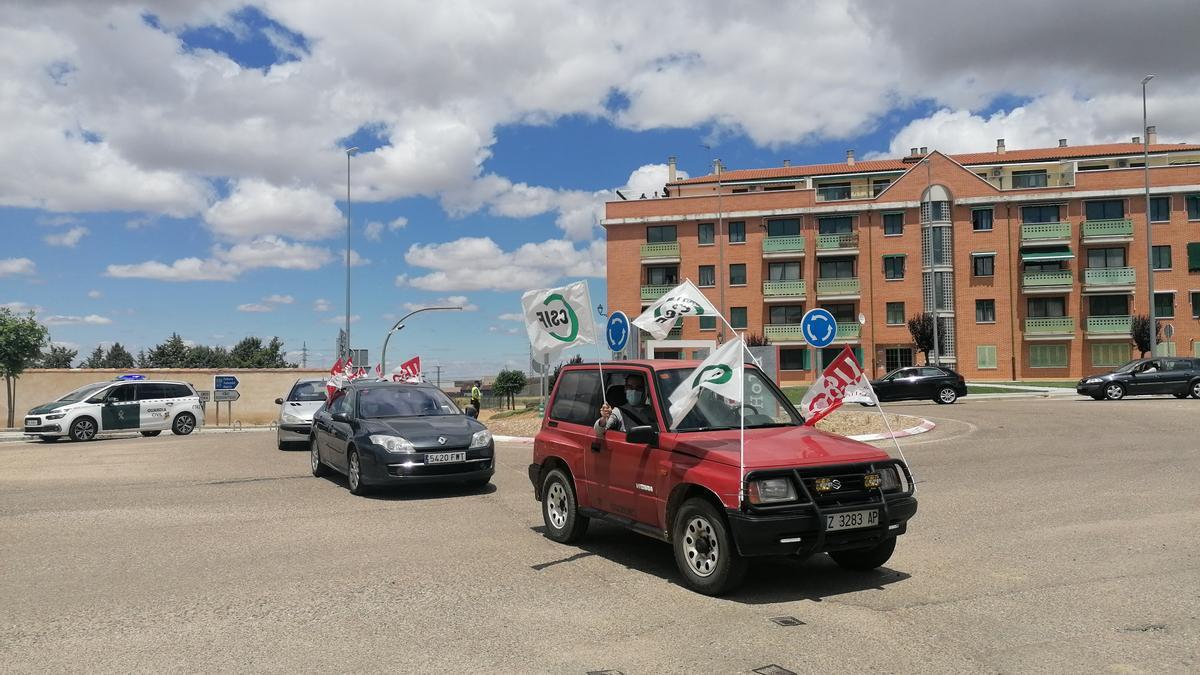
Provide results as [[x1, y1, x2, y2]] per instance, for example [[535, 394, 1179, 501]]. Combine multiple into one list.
[[763, 324, 805, 342], [1024, 316, 1076, 339], [1083, 266, 1135, 291], [640, 241, 680, 261], [816, 232, 858, 254], [1081, 218, 1133, 242], [815, 185, 876, 202], [1022, 270, 1074, 293], [762, 235, 806, 256], [833, 322, 862, 342], [762, 280, 807, 300], [984, 172, 1075, 190], [1020, 222, 1071, 243], [1086, 315, 1132, 336], [640, 284, 674, 302], [815, 277, 860, 299]]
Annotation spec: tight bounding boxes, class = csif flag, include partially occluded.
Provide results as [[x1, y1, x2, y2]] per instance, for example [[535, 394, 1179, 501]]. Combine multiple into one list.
[[799, 346, 876, 425], [520, 281, 597, 360], [667, 337, 745, 429], [633, 280, 720, 340], [325, 357, 351, 399], [393, 356, 421, 383]]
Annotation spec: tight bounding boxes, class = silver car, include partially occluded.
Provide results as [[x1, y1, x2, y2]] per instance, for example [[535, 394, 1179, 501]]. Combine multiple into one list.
[[275, 378, 328, 449]]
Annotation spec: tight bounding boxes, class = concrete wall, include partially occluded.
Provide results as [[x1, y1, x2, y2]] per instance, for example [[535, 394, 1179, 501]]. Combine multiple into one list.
[[2, 369, 330, 428]]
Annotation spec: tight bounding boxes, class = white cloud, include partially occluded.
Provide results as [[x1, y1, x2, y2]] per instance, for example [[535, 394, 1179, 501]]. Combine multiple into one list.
[[487, 325, 520, 335], [43, 314, 113, 325], [364, 221, 383, 241], [50, 340, 80, 351], [498, 313, 523, 322], [237, 303, 273, 313], [204, 179, 344, 241], [403, 237, 605, 291], [43, 226, 89, 247], [37, 215, 78, 227], [263, 294, 294, 304], [349, 249, 370, 267], [322, 314, 361, 324], [313, 298, 332, 312], [87, 289, 102, 299], [106, 257, 239, 282], [107, 236, 335, 281], [1, 301, 44, 314], [401, 295, 479, 312], [0, 258, 37, 277]]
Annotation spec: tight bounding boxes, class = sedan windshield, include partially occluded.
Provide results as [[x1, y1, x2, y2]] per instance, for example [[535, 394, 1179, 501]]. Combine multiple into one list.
[[287, 380, 328, 402], [356, 387, 460, 418], [57, 383, 110, 402], [1114, 360, 1144, 374], [656, 367, 803, 431]]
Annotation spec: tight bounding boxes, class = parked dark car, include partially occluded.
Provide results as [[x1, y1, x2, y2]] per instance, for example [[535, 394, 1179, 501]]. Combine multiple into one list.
[[869, 366, 968, 404], [1076, 357, 1200, 401], [310, 381, 494, 495]]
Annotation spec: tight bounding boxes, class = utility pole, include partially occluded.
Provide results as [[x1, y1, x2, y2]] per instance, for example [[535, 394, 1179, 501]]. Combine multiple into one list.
[[300, 341, 308, 368], [433, 365, 443, 389], [1142, 75, 1157, 357]]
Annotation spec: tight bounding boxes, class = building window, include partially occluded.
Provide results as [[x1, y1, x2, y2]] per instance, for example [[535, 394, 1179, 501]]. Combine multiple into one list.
[[769, 305, 805, 325], [1028, 297, 1066, 317], [1012, 170, 1048, 189], [767, 261, 800, 281], [766, 218, 801, 237], [976, 299, 996, 323], [977, 345, 998, 369], [780, 348, 809, 371], [646, 225, 676, 243], [1088, 247, 1126, 268], [1190, 242, 1200, 272], [872, 179, 892, 196], [728, 221, 746, 243], [883, 255, 905, 280], [885, 347, 914, 372], [1029, 344, 1068, 368], [699, 315, 716, 331], [1155, 292, 1175, 318], [1191, 292, 1200, 319], [729, 264, 747, 286], [730, 306, 747, 329], [698, 265, 715, 287], [1187, 195, 1200, 220], [1152, 245, 1172, 270], [1085, 200, 1125, 220], [1092, 343, 1130, 368], [819, 257, 855, 279], [1021, 204, 1061, 223], [1089, 294, 1129, 316], [1150, 197, 1171, 223], [973, 254, 995, 277], [886, 302, 905, 325], [645, 266, 678, 286], [817, 183, 851, 201], [698, 222, 714, 245], [883, 213, 903, 236], [972, 208, 994, 232], [817, 216, 853, 234], [822, 304, 856, 322]]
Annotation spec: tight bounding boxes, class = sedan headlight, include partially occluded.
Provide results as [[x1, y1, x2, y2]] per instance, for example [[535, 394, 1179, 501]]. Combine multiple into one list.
[[282, 412, 308, 424], [45, 413, 66, 420], [1084, 378, 1103, 384], [369, 435, 415, 453], [748, 477, 797, 504], [469, 429, 492, 449]]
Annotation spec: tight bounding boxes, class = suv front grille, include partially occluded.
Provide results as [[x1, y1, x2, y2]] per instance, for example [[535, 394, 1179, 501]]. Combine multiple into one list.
[[797, 469, 873, 508]]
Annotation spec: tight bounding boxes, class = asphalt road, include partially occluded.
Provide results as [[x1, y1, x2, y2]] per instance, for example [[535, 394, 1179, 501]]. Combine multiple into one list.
[[1, 396, 1197, 673]]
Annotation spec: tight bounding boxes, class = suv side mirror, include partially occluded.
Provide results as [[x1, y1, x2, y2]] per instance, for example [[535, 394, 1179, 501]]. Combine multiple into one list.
[[274, 397, 284, 405], [626, 425, 658, 446], [331, 412, 352, 423]]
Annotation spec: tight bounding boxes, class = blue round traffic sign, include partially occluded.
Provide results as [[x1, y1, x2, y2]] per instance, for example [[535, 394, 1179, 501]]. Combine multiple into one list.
[[606, 311, 630, 353], [800, 308, 838, 348]]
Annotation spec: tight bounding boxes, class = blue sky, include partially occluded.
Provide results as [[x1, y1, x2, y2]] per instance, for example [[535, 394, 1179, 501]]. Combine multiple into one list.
[[2, 1, 1197, 378]]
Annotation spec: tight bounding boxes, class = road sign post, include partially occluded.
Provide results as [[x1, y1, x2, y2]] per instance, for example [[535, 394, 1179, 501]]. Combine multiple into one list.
[[801, 308, 838, 371], [606, 311, 630, 358]]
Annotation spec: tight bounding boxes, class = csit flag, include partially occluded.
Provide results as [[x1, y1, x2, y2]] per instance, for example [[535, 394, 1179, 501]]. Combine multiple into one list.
[[633, 280, 719, 340], [667, 337, 745, 429], [800, 347, 877, 425], [520, 281, 597, 360]]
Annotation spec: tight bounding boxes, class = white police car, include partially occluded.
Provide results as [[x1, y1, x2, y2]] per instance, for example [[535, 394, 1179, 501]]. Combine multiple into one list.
[[23, 378, 205, 442]]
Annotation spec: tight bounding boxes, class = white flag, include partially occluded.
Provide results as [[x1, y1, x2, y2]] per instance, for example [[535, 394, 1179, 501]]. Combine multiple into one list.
[[633, 279, 720, 340], [521, 281, 597, 360], [667, 337, 745, 428]]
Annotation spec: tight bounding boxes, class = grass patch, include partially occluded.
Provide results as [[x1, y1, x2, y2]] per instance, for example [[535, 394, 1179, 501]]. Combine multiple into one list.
[[782, 386, 809, 403], [968, 385, 1043, 395], [490, 408, 539, 420]]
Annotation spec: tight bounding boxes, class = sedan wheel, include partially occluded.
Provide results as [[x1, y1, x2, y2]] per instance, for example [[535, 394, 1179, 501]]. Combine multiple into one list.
[[1104, 383, 1126, 401], [936, 387, 958, 404], [1192, 381, 1200, 399], [347, 448, 368, 496], [310, 437, 328, 477]]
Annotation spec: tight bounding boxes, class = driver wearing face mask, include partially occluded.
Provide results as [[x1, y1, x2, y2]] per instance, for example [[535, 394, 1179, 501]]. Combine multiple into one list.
[[595, 373, 653, 436]]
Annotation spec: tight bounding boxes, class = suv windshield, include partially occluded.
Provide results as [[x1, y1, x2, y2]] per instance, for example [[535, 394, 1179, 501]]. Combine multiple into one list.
[[57, 383, 110, 402], [287, 380, 328, 402], [656, 367, 803, 431], [356, 386, 460, 418]]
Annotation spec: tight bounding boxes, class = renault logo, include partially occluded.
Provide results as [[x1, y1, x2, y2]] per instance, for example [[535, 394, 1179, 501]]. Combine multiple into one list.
[[437, 436, 447, 445]]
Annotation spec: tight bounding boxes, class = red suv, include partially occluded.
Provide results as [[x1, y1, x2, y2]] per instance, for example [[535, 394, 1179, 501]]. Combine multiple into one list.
[[529, 360, 917, 595]]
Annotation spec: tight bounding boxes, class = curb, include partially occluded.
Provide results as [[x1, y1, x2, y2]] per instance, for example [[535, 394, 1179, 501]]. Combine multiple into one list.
[[493, 435, 535, 444], [846, 418, 936, 442]]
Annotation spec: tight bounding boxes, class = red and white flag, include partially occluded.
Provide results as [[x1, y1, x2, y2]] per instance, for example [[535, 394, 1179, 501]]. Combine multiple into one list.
[[374, 363, 382, 380], [799, 347, 877, 425], [326, 357, 350, 399], [392, 356, 422, 383]]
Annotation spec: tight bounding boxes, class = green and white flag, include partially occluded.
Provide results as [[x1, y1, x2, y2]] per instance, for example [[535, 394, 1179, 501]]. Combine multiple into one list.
[[667, 336, 744, 429], [633, 279, 719, 340], [521, 280, 598, 360]]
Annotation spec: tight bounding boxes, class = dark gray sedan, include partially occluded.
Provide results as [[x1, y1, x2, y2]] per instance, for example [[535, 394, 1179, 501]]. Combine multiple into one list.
[[310, 381, 494, 495], [1077, 357, 1200, 400]]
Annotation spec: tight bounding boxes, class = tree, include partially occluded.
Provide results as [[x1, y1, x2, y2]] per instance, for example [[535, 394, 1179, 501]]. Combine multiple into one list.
[[39, 344, 78, 368], [184, 345, 232, 368], [0, 309, 49, 428], [145, 333, 190, 368], [229, 336, 294, 368], [493, 369, 528, 410], [1131, 314, 1163, 358], [745, 333, 770, 347], [102, 343, 135, 369], [547, 354, 583, 393], [907, 312, 948, 365], [82, 345, 105, 368]]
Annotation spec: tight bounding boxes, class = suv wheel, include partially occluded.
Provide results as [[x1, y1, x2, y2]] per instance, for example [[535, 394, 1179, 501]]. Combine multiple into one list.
[[310, 437, 328, 477], [1103, 383, 1126, 401], [672, 498, 747, 596], [829, 536, 897, 571], [935, 387, 958, 404], [172, 413, 196, 435], [69, 417, 97, 442], [541, 469, 588, 543]]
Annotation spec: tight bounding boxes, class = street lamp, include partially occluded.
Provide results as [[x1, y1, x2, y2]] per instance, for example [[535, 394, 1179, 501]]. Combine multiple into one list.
[[1142, 75, 1156, 357], [345, 146, 359, 361], [380, 306, 463, 377]]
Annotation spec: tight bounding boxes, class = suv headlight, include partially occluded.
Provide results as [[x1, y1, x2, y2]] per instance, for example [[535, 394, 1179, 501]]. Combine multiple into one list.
[[282, 412, 307, 424], [1084, 377, 1103, 384], [45, 413, 67, 420], [877, 467, 902, 492], [748, 477, 797, 504], [469, 429, 492, 449], [369, 435, 415, 453]]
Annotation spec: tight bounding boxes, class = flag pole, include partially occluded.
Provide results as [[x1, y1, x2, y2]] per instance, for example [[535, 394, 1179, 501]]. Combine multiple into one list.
[[872, 398, 915, 495], [738, 333, 746, 505]]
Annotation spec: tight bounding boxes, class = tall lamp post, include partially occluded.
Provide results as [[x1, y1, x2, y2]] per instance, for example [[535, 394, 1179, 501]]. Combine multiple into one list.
[[345, 146, 359, 361], [1141, 75, 1156, 357], [380, 306, 463, 377]]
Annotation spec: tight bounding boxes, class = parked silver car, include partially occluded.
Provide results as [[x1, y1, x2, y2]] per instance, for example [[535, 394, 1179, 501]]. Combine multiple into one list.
[[275, 378, 328, 449]]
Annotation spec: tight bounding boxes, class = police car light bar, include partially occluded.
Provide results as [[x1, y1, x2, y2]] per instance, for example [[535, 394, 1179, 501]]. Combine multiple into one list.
[[116, 374, 146, 380]]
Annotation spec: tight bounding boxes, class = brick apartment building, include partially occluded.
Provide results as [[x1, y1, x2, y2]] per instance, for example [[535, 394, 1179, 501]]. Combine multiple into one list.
[[602, 133, 1200, 384]]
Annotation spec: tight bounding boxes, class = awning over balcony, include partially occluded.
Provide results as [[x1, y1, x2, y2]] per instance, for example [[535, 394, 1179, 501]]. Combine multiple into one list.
[[1020, 245, 1074, 262]]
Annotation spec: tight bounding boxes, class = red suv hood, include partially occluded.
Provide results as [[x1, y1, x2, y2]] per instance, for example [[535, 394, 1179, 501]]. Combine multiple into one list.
[[667, 424, 889, 469]]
